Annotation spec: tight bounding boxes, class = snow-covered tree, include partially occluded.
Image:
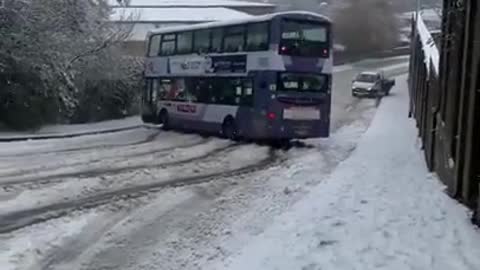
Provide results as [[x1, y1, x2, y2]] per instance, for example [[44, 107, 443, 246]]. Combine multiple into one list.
[[332, 0, 400, 54], [0, 0, 139, 129]]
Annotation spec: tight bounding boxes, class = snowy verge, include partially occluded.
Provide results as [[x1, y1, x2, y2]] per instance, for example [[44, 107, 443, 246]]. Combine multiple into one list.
[[0, 116, 154, 142], [214, 75, 480, 270]]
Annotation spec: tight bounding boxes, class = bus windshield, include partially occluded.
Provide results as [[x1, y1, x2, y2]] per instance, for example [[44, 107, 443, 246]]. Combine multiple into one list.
[[280, 19, 329, 57], [278, 73, 328, 92]]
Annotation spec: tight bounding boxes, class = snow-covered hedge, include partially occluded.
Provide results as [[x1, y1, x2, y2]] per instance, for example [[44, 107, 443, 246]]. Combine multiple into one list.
[[0, 0, 140, 130]]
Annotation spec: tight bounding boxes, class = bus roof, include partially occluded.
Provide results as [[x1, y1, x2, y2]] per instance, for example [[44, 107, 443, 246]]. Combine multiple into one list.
[[147, 11, 331, 37]]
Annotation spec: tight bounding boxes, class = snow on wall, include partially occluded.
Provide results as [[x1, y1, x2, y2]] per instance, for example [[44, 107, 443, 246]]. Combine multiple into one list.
[[416, 14, 440, 75]]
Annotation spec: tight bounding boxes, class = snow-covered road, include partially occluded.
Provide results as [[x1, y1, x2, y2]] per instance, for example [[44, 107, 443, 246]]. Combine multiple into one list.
[[0, 57, 414, 270]]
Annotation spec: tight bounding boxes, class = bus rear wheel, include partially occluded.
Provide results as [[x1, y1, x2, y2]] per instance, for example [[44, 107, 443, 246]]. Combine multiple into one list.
[[159, 110, 170, 130], [222, 118, 238, 141]]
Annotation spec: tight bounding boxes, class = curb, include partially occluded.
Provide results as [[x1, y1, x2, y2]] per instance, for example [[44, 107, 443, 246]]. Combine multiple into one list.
[[0, 124, 160, 142]]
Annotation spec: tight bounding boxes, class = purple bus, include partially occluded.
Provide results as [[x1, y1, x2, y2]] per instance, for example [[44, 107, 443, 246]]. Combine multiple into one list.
[[141, 11, 333, 141]]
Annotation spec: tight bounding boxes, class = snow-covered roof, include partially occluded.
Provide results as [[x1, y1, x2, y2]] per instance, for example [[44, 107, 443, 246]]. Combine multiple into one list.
[[148, 11, 331, 35], [108, 0, 275, 8], [416, 14, 440, 75], [399, 9, 442, 23], [110, 7, 253, 23]]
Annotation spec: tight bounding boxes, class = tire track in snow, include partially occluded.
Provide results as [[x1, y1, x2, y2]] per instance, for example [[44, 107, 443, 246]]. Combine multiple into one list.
[[0, 148, 280, 234], [0, 129, 162, 158], [0, 136, 209, 180], [0, 139, 222, 189]]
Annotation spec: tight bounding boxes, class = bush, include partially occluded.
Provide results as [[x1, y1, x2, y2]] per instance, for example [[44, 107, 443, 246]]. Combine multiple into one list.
[[333, 0, 399, 55], [71, 78, 141, 124], [0, 0, 140, 130], [0, 61, 60, 130]]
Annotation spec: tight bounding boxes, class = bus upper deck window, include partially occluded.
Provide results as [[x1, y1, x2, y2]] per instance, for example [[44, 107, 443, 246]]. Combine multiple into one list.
[[246, 23, 269, 51], [194, 29, 210, 53], [148, 35, 161, 56]]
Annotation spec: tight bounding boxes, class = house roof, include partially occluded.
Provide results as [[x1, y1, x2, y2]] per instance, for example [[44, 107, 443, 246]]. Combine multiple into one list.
[[108, 0, 275, 8], [110, 7, 253, 23]]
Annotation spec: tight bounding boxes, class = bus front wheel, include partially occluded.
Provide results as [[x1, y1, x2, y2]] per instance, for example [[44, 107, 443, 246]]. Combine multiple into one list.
[[222, 118, 238, 141], [159, 110, 170, 130]]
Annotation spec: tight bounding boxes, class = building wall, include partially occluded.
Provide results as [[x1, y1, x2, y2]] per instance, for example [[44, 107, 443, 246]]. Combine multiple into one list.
[[121, 40, 148, 57]]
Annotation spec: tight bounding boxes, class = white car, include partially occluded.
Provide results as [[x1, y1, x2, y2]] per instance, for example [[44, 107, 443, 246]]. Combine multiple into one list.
[[352, 71, 395, 97]]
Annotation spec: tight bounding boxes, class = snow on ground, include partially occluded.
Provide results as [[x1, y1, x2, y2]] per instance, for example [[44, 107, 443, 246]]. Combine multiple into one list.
[[211, 75, 480, 270], [38, 116, 142, 135], [46, 188, 200, 270], [0, 211, 100, 270], [0, 116, 142, 138], [0, 132, 209, 182], [0, 141, 265, 215], [0, 128, 158, 159], [69, 99, 377, 270]]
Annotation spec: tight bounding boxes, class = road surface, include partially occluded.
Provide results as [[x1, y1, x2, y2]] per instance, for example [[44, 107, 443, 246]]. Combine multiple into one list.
[[0, 57, 409, 270]]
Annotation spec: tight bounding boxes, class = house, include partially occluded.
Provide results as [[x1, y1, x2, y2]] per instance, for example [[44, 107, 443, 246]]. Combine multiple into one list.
[[108, 0, 276, 15], [108, 0, 276, 56]]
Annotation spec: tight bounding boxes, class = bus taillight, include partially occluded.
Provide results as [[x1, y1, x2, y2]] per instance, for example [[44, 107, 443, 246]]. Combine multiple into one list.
[[322, 49, 329, 57]]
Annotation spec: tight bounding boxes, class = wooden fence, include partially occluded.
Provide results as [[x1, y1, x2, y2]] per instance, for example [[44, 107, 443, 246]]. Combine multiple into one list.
[[408, 0, 480, 223]]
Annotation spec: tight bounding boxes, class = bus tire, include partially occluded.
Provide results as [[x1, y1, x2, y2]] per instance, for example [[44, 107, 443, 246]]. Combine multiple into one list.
[[159, 110, 170, 130], [222, 117, 238, 141]]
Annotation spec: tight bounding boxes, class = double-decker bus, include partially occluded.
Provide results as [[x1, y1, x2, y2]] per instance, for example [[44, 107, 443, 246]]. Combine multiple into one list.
[[141, 11, 332, 141]]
